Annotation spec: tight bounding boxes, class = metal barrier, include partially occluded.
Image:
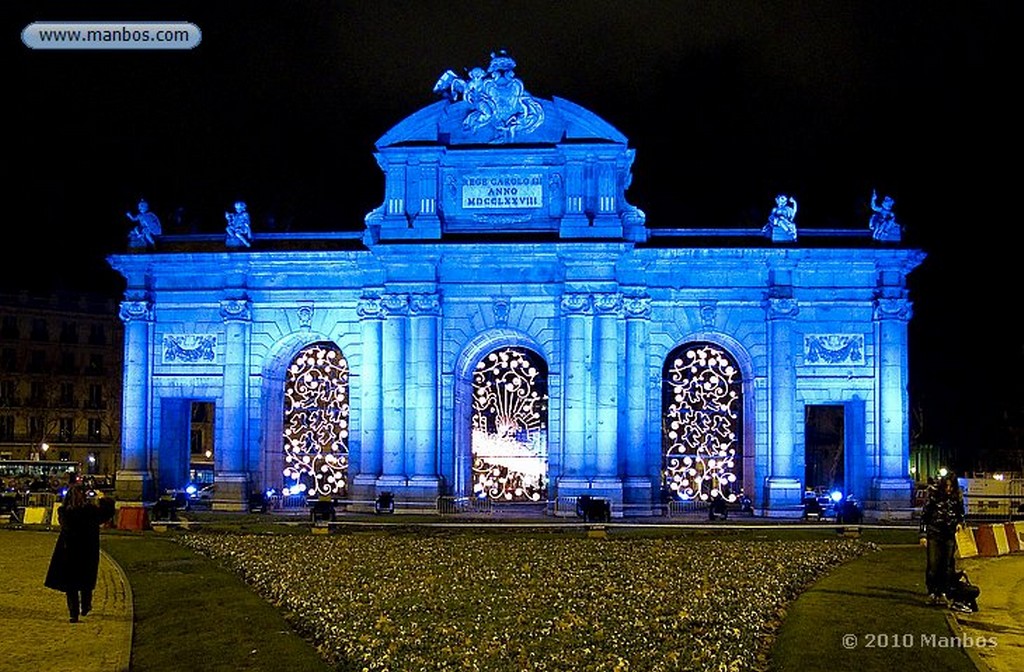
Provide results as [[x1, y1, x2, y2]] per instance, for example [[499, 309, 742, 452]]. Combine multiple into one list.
[[436, 496, 493, 515], [554, 496, 578, 517], [436, 496, 463, 515], [666, 498, 707, 517]]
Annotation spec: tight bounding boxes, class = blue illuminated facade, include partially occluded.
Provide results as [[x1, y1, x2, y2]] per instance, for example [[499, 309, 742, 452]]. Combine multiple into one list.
[[108, 53, 924, 517]]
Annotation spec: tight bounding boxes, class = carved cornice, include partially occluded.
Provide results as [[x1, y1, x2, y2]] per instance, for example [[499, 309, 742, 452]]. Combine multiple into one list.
[[699, 301, 717, 329], [874, 297, 913, 321], [220, 299, 252, 323], [560, 293, 592, 315], [410, 293, 441, 316], [764, 297, 799, 320], [492, 297, 510, 326], [297, 302, 314, 329], [118, 300, 153, 323]]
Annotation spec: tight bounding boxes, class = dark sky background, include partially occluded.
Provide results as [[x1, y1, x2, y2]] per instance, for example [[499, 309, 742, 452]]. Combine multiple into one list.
[[5, 2, 1021, 470]]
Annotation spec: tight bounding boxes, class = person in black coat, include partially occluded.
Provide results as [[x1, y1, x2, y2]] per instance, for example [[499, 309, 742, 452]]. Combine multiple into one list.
[[44, 483, 115, 622], [920, 472, 966, 606]]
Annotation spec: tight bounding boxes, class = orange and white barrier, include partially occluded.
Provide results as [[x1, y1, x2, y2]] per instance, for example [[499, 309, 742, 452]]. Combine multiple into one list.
[[972, 523, 1012, 557]]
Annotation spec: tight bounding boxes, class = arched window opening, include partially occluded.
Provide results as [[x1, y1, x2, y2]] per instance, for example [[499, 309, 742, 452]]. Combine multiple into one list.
[[662, 343, 743, 502], [471, 347, 548, 502], [282, 343, 349, 497]]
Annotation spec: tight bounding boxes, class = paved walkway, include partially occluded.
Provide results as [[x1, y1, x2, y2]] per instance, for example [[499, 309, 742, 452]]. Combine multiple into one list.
[[0, 524, 1020, 672], [0, 529, 132, 672], [950, 554, 1024, 672]]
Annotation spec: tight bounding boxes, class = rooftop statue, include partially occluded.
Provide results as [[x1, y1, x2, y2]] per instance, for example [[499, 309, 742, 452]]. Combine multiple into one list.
[[869, 189, 902, 242], [433, 50, 544, 143], [126, 198, 162, 248], [763, 194, 798, 242], [225, 200, 252, 248]]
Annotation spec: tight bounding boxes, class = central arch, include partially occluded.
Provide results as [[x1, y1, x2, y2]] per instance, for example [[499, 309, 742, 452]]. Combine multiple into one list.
[[452, 329, 550, 502]]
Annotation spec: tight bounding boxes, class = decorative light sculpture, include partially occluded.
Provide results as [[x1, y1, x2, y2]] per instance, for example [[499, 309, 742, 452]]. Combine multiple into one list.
[[662, 343, 742, 501], [282, 344, 350, 497], [471, 348, 548, 502]]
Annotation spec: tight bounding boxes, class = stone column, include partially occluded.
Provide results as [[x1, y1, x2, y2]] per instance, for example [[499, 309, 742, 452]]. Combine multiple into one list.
[[623, 293, 652, 508], [214, 298, 251, 511], [379, 293, 408, 487], [353, 295, 384, 502], [764, 295, 802, 514], [408, 293, 441, 498], [115, 298, 154, 502], [872, 296, 915, 506], [593, 293, 621, 478], [559, 293, 590, 481]]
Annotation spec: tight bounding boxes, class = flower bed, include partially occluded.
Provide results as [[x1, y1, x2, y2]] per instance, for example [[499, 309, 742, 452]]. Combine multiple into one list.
[[177, 533, 875, 671]]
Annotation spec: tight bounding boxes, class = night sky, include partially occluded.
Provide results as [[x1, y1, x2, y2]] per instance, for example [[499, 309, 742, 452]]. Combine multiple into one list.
[[5, 2, 1020, 470]]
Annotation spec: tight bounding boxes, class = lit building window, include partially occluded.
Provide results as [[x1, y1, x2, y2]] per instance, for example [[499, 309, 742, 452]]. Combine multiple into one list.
[[662, 343, 742, 502], [471, 347, 548, 502], [282, 343, 349, 497]]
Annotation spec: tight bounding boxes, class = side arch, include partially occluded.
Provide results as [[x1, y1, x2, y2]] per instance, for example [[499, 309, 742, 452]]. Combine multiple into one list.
[[653, 331, 757, 504], [258, 330, 338, 493]]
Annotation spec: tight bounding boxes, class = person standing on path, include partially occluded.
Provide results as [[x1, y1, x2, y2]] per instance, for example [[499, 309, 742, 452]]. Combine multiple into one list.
[[920, 471, 966, 607], [44, 483, 115, 622]]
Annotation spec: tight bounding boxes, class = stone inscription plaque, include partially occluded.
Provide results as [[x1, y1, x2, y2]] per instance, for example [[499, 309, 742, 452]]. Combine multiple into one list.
[[462, 173, 543, 209]]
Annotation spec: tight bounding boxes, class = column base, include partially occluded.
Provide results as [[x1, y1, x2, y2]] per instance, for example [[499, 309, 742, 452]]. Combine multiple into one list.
[[211, 473, 250, 512], [763, 477, 804, 518], [622, 477, 656, 516], [555, 477, 624, 517], [867, 477, 915, 520], [349, 474, 380, 512], [115, 470, 155, 503]]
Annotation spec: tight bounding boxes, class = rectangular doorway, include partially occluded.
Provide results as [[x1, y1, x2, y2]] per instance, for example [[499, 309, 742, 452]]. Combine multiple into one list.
[[805, 405, 844, 495]]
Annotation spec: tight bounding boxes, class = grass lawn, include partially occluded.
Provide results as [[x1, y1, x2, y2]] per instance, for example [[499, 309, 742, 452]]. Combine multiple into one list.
[[100, 524, 971, 671], [101, 533, 333, 672], [771, 544, 976, 672]]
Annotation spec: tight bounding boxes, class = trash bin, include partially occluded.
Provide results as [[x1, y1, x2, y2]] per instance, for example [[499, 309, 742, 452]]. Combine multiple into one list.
[[375, 492, 394, 514], [576, 495, 592, 519], [310, 497, 336, 523], [579, 496, 610, 523]]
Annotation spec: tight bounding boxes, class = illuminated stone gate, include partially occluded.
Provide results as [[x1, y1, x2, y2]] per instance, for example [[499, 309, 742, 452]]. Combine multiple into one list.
[[108, 52, 925, 517]]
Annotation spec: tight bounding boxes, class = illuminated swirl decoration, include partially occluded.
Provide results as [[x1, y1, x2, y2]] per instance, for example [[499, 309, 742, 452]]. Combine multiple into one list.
[[471, 348, 548, 502], [282, 344, 349, 497], [662, 344, 742, 502]]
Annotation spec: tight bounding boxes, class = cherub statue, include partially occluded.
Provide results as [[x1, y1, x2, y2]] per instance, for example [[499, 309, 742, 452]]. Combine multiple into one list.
[[225, 200, 252, 247], [126, 198, 162, 247], [763, 194, 798, 241], [869, 189, 901, 242]]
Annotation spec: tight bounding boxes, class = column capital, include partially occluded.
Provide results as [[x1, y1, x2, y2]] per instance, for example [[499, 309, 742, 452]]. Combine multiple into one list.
[[220, 299, 252, 323], [410, 293, 441, 316], [874, 297, 913, 321], [764, 297, 799, 320], [593, 293, 622, 315], [623, 294, 652, 319], [119, 299, 153, 323], [560, 293, 592, 315], [381, 293, 409, 316], [357, 295, 385, 319]]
